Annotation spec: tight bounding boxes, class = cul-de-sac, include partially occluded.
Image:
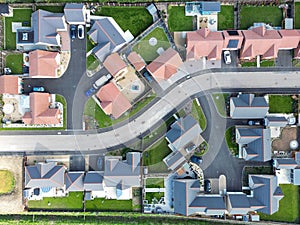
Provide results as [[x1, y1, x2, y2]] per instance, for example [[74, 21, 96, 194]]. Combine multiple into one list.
[[0, 1, 299, 224]]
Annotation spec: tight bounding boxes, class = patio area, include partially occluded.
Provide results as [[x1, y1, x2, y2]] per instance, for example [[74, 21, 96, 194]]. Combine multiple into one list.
[[2, 94, 27, 123]]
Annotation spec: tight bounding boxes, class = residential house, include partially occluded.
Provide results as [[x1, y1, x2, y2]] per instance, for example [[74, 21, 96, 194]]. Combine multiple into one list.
[[147, 48, 183, 83], [264, 116, 288, 127], [103, 53, 128, 80], [17, 10, 67, 51], [163, 115, 203, 170], [24, 162, 66, 200], [230, 93, 269, 119], [127, 51, 146, 72], [236, 126, 271, 162], [87, 17, 134, 61], [64, 3, 87, 25], [83, 171, 105, 200], [104, 152, 141, 200], [278, 29, 300, 50], [29, 50, 60, 78], [173, 179, 226, 216], [22, 92, 61, 125], [222, 30, 244, 50], [95, 82, 132, 119], [185, 1, 220, 16], [65, 171, 84, 192], [186, 28, 224, 61], [0, 75, 20, 95]]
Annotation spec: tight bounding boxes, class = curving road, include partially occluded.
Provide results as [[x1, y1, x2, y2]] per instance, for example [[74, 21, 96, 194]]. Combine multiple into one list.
[[1, 70, 300, 153]]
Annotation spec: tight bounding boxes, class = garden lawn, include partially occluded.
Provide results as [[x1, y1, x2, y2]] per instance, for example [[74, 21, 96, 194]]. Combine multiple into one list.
[[259, 184, 300, 223], [268, 95, 294, 113], [4, 8, 32, 50], [212, 93, 229, 117], [191, 100, 206, 130], [218, 5, 234, 30], [87, 54, 99, 71], [240, 6, 282, 30], [132, 27, 170, 63], [5, 54, 23, 74], [295, 3, 300, 29], [95, 7, 152, 37], [145, 192, 164, 203], [36, 6, 64, 13], [168, 6, 193, 32], [28, 192, 83, 210], [56, 94, 67, 129], [146, 178, 164, 188], [85, 198, 133, 211], [0, 170, 14, 194], [225, 126, 238, 156]]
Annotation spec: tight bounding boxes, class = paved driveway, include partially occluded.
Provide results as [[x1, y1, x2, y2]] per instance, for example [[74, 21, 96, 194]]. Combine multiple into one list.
[[275, 50, 292, 67]]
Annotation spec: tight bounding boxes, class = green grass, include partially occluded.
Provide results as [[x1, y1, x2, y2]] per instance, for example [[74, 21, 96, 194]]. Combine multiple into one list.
[[259, 184, 300, 223], [218, 5, 234, 30], [4, 8, 32, 50], [5, 54, 23, 74], [167, 6, 193, 32], [0, 170, 14, 194], [55, 94, 67, 129], [143, 138, 171, 173], [191, 100, 206, 130], [240, 6, 283, 30], [145, 178, 164, 188], [145, 192, 164, 203], [85, 198, 133, 211], [269, 95, 295, 113], [132, 27, 170, 63], [194, 141, 208, 157], [295, 3, 300, 29], [293, 59, 300, 67], [212, 93, 229, 117], [241, 60, 274, 67], [225, 126, 238, 156], [36, 6, 64, 13], [28, 192, 83, 210], [86, 37, 95, 53], [95, 6, 152, 37], [87, 54, 99, 71]]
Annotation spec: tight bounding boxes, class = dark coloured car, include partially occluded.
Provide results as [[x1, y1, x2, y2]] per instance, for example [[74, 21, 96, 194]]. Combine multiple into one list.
[[85, 87, 95, 97], [70, 25, 76, 39], [204, 180, 211, 193], [77, 25, 84, 39], [143, 71, 153, 83], [190, 155, 202, 164]]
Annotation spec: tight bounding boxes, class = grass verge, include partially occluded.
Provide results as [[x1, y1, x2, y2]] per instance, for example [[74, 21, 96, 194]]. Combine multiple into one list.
[[55, 94, 67, 129], [212, 93, 229, 117], [191, 99, 206, 130], [225, 126, 238, 156], [167, 6, 193, 32], [0, 170, 14, 194], [87, 54, 99, 71]]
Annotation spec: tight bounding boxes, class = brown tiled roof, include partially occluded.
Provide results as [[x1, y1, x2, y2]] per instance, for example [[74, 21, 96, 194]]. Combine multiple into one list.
[[29, 50, 59, 78], [127, 52, 146, 71], [0, 75, 19, 94], [96, 82, 132, 119], [146, 48, 183, 82], [278, 30, 300, 49], [23, 92, 61, 125], [103, 53, 127, 77]]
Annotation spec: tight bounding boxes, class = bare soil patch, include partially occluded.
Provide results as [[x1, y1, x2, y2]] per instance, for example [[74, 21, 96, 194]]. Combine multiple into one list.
[[272, 127, 297, 151]]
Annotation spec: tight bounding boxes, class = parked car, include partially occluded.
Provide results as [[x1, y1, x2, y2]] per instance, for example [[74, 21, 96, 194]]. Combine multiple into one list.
[[190, 155, 202, 164], [204, 180, 211, 193], [85, 87, 96, 97], [143, 71, 153, 83], [248, 120, 262, 126], [77, 25, 84, 39], [93, 74, 112, 89], [70, 25, 76, 39], [223, 50, 231, 64], [33, 87, 45, 92]]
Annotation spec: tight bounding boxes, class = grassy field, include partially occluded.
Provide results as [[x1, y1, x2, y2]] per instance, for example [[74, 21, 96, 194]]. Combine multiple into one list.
[[268, 95, 295, 113], [191, 100, 206, 130], [5, 54, 23, 74], [36, 6, 64, 13], [85, 198, 133, 211], [143, 138, 171, 173], [87, 54, 99, 71], [259, 184, 299, 223], [295, 2, 300, 29], [145, 178, 165, 188], [55, 94, 67, 129], [218, 5, 234, 30], [225, 127, 238, 156], [167, 6, 193, 32], [28, 192, 83, 210], [95, 7, 152, 37], [132, 27, 170, 63], [240, 6, 282, 30], [4, 8, 32, 50], [0, 170, 14, 194], [212, 93, 229, 117]]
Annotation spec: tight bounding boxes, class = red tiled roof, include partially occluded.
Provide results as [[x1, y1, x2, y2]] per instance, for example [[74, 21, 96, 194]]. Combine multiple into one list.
[[22, 92, 61, 125], [96, 82, 132, 119], [0, 75, 19, 95], [103, 53, 127, 77], [127, 52, 146, 71], [278, 30, 300, 49], [222, 30, 244, 49], [146, 48, 183, 82], [29, 50, 59, 78]]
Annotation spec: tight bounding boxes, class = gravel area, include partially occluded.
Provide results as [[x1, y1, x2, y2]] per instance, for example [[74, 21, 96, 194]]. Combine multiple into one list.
[[272, 127, 297, 151], [0, 156, 24, 213]]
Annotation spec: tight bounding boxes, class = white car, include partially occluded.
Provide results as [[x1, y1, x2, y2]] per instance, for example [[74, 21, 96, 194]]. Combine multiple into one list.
[[77, 25, 84, 39], [223, 50, 231, 64]]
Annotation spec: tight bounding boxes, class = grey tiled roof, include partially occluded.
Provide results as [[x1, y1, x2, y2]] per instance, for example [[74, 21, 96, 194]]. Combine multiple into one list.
[[163, 151, 186, 171], [265, 116, 288, 127], [230, 94, 269, 119], [64, 3, 85, 23], [274, 158, 297, 169], [25, 162, 65, 188], [84, 171, 104, 191], [227, 193, 253, 215], [65, 172, 84, 191], [200, 2, 221, 12]]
